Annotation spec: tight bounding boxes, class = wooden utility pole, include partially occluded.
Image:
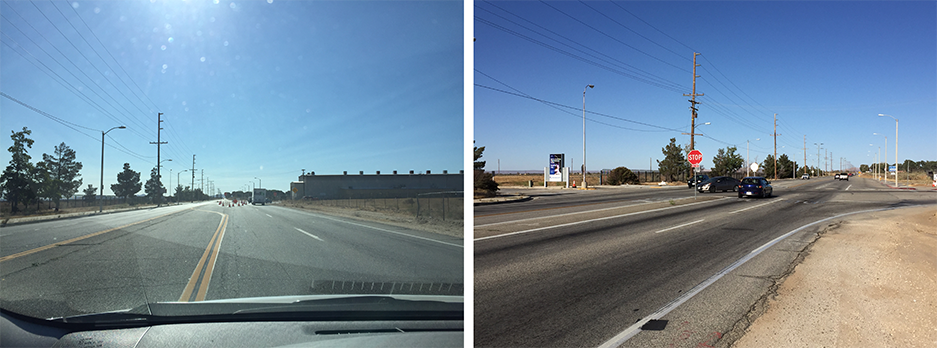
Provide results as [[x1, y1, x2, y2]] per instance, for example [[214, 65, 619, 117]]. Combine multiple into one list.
[[803, 135, 807, 177], [682, 52, 704, 151], [770, 113, 780, 179]]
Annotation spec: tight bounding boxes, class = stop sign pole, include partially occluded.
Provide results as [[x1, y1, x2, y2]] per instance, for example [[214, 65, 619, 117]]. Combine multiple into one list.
[[688, 150, 703, 199]]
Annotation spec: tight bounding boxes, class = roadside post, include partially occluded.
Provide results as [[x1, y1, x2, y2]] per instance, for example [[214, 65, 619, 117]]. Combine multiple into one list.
[[688, 150, 703, 200]]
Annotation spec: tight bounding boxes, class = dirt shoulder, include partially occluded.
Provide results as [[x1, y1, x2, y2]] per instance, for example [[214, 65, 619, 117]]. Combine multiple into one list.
[[731, 205, 937, 348], [277, 201, 463, 238]]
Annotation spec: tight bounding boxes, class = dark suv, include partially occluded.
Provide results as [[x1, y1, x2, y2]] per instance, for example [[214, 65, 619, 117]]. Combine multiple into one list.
[[688, 174, 709, 188]]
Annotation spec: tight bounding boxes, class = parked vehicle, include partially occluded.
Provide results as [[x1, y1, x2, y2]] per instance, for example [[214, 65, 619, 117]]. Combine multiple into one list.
[[688, 174, 709, 188], [738, 177, 773, 198], [697, 176, 740, 193]]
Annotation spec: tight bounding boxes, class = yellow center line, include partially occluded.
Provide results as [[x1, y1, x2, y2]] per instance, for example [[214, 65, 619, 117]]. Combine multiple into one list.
[[179, 212, 228, 302], [0, 208, 191, 263]]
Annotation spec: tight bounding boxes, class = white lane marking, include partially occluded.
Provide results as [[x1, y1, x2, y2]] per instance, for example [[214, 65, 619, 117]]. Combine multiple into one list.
[[265, 214, 272, 218], [295, 227, 323, 241], [298, 212, 462, 248], [654, 219, 705, 234], [597, 206, 896, 348], [845, 184, 852, 191], [730, 199, 783, 214], [474, 197, 730, 242], [475, 197, 698, 228]]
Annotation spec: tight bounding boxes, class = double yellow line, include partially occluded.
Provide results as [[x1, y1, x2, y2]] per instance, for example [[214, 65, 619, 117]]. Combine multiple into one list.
[[179, 212, 229, 302]]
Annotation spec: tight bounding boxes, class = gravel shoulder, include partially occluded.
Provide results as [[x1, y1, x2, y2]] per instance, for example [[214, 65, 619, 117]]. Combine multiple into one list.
[[731, 205, 937, 348]]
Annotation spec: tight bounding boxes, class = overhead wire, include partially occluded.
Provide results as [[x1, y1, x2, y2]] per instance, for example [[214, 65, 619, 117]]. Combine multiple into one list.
[[11, 4, 152, 139], [477, 2, 687, 92]]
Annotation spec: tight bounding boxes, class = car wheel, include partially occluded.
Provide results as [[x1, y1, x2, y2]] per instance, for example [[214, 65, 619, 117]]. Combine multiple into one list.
[[710, 187, 716, 193]]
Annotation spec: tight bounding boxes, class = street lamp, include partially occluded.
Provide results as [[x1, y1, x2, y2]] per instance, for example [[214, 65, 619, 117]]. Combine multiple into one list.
[[879, 114, 898, 187], [873, 132, 886, 181], [814, 143, 822, 177], [582, 84, 594, 189], [100, 126, 126, 212], [746, 137, 759, 177], [254, 176, 262, 189], [157, 159, 172, 207]]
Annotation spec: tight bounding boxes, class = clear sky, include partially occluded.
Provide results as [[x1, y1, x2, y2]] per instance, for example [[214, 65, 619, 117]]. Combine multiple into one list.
[[474, 1, 936, 173], [1, 0, 463, 195]]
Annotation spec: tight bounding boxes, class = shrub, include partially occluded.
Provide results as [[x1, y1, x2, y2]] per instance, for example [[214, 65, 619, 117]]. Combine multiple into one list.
[[474, 169, 499, 197], [607, 166, 639, 185]]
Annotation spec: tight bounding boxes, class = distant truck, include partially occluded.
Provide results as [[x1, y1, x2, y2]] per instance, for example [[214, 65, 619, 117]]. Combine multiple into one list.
[[252, 188, 266, 205]]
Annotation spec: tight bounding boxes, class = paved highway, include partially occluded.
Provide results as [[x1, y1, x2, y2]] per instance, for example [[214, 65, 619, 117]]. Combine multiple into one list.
[[0, 200, 463, 319], [474, 177, 935, 347]]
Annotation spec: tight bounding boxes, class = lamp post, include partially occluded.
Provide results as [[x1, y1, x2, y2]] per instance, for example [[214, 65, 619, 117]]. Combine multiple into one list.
[[873, 132, 886, 181], [254, 176, 262, 189], [177, 169, 188, 201], [100, 126, 126, 212], [157, 159, 171, 207], [814, 143, 822, 177], [582, 84, 594, 189], [745, 137, 758, 177], [879, 114, 898, 187]]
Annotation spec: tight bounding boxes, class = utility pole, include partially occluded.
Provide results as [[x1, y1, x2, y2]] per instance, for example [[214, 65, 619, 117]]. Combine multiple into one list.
[[191, 154, 196, 199], [683, 52, 704, 151], [803, 135, 807, 177], [149, 113, 168, 207], [770, 113, 780, 180], [201, 169, 204, 196]]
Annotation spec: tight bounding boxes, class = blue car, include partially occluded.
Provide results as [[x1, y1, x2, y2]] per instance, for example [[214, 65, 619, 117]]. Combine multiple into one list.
[[738, 177, 773, 198]]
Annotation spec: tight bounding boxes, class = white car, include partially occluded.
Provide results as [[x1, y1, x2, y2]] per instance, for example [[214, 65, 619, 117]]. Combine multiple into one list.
[[801, 174, 810, 180], [834, 173, 841, 179]]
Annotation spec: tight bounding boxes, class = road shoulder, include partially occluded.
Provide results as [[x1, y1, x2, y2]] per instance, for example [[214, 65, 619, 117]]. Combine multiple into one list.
[[731, 205, 937, 347]]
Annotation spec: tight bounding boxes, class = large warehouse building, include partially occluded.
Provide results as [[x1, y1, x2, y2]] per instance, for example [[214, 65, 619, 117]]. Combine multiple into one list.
[[290, 170, 463, 200]]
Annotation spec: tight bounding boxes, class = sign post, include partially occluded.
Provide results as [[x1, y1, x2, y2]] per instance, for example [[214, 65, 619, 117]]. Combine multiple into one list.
[[688, 150, 703, 199]]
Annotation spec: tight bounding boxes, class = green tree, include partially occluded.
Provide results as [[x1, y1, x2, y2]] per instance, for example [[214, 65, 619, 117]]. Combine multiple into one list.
[[711, 146, 744, 177], [777, 154, 794, 178], [761, 154, 776, 179], [658, 138, 688, 182], [607, 166, 639, 185], [111, 163, 141, 203], [0, 127, 36, 214], [859, 164, 869, 173], [83, 184, 97, 203], [40, 142, 83, 211], [144, 167, 164, 203], [473, 142, 498, 197]]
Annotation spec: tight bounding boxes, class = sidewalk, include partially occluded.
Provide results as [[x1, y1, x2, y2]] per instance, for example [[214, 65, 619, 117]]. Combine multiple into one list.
[[731, 205, 937, 347]]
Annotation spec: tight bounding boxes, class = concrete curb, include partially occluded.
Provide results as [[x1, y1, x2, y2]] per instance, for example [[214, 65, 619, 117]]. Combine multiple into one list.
[[0, 204, 172, 227], [473, 195, 531, 206]]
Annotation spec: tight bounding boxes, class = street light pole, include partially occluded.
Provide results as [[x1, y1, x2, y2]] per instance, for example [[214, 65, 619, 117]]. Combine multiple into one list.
[[100, 126, 126, 212], [879, 114, 898, 187], [582, 84, 593, 189], [255, 177, 262, 189], [814, 143, 822, 177]]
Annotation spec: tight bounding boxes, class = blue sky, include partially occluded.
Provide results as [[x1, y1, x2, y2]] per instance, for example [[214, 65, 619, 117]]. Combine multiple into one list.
[[474, 1, 936, 173], [1, 0, 463, 195]]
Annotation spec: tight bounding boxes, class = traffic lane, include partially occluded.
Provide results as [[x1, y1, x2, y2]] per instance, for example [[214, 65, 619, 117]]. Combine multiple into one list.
[[473, 193, 885, 347], [0, 203, 209, 259], [0, 207, 228, 318], [475, 186, 691, 217], [206, 204, 463, 301]]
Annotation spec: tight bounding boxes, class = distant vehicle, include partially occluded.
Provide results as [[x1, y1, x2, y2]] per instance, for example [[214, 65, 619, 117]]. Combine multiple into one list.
[[253, 188, 267, 205], [801, 173, 810, 180], [688, 174, 709, 188], [837, 173, 849, 181], [697, 176, 740, 193], [738, 177, 773, 198], [834, 173, 840, 179]]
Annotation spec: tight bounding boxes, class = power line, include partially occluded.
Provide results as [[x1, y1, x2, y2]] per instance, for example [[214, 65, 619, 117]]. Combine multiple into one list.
[[477, 2, 687, 91], [476, 17, 687, 93], [577, 0, 693, 65]]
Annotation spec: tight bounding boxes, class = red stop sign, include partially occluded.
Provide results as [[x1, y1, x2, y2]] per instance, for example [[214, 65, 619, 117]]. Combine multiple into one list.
[[687, 150, 703, 165]]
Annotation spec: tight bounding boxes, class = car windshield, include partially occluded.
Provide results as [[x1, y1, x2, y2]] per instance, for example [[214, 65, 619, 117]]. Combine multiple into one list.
[[0, 0, 463, 321]]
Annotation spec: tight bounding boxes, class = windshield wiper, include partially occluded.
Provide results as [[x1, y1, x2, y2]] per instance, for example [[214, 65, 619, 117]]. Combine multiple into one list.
[[48, 295, 463, 330]]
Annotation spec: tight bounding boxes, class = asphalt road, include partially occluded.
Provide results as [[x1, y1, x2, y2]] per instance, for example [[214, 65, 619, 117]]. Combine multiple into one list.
[[474, 177, 935, 347], [0, 200, 463, 319]]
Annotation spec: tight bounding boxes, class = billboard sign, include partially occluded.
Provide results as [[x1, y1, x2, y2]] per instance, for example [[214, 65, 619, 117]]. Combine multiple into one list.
[[548, 154, 565, 182], [889, 165, 896, 172]]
